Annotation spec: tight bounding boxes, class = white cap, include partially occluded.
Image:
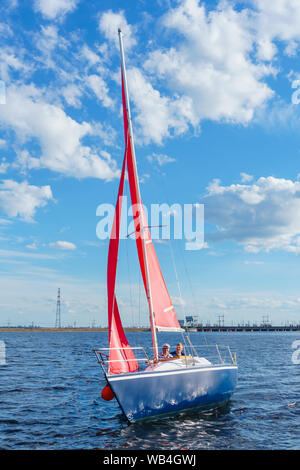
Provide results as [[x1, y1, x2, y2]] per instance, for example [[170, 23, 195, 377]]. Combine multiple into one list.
[[162, 343, 170, 349]]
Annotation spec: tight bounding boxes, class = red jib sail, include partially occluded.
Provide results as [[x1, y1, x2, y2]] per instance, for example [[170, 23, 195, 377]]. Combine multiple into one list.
[[107, 149, 139, 374], [121, 72, 182, 333]]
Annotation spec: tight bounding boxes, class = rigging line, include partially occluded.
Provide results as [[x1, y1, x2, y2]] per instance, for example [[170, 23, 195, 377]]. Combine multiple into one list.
[[169, 240, 185, 316], [166, 238, 194, 353], [138, 261, 141, 330], [125, 220, 134, 330], [148, 170, 190, 309], [157, 171, 207, 346], [167, 238, 190, 352], [180, 251, 209, 346], [167, 240, 194, 355], [145, 169, 192, 352], [126, 225, 167, 238], [148, 167, 209, 347], [146, 173, 184, 298], [175, 237, 198, 321]]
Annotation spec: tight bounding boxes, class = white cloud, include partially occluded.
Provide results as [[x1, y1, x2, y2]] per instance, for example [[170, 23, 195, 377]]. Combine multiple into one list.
[[61, 84, 83, 108], [0, 218, 11, 225], [94, 2, 300, 147], [240, 172, 254, 183], [4, 0, 18, 11], [26, 242, 37, 250], [147, 153, 176, 166], [80, 45, 101, 67], [0, 159, 9, 174], [0, 46, 31, 82], [50, 241, 77, 250], [142, 0, 274, 140], [128, 67, 195, 145], [0, 23, 13, 37], [244, 260, 264, 265], [285, 40, 298, 57], [34, 25, 67, 70], [34, 0, 79, 20], [203, 175, 300, 254], [0, 249, 56, 259], [37, 25, 60, 52], [99, 10, 136, 50], [86, 74, 115, 108], [0, 84, 119, 180], [0, 271, 108, 327], [251, 0, 300, 59], [0, 180, 53, 222], [205, 291, 300, 314], [111, 0, 300, 146]]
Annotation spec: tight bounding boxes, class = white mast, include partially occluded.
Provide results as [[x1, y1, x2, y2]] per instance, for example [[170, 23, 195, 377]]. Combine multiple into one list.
[[118, 29, 159, 359]]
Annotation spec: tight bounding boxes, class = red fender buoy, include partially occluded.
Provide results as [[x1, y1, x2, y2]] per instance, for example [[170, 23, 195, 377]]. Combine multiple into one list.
[[101, 385, 114, 401]]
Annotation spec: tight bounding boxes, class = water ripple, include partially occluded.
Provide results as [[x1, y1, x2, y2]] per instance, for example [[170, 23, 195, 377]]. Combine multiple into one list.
[[0, 331, 299, 449]]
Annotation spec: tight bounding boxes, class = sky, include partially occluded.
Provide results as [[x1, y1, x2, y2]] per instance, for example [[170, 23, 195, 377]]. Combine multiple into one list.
[[1, 0, 300, 327]]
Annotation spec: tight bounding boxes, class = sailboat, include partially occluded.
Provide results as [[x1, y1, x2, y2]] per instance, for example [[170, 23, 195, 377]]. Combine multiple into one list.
[[94, 29, 238, 423]]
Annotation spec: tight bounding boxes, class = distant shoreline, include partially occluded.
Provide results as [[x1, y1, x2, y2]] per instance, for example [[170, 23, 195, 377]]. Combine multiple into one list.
[[0, 327, 150, 332], [0, 326, 299, 333]]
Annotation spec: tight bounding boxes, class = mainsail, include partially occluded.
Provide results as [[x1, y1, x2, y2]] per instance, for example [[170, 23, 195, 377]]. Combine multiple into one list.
[[107, 149, 139, 374], [107, 31, 182, 375], [120, 60, 182, 335]]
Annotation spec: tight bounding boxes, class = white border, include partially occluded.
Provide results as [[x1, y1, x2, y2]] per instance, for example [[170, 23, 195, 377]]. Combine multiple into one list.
[[108, 364, 238, 382]]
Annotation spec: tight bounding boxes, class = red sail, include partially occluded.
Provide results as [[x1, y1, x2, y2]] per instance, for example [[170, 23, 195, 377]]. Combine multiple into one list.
[[107, 150, 139, 374], [121, 73, 182, 333]]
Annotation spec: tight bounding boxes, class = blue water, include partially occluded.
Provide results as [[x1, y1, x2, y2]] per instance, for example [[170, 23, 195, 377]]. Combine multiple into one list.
[[0, 331, 299, 450]]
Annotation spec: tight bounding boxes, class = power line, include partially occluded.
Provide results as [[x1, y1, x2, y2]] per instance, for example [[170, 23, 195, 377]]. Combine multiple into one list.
[[55, 288, 61, 328]]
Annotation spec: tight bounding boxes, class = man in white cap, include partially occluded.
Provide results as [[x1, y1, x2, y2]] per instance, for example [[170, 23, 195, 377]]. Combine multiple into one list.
[[158, 343, 173, 359]]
